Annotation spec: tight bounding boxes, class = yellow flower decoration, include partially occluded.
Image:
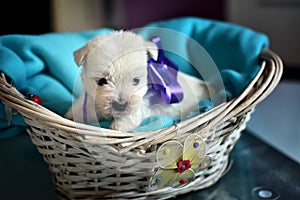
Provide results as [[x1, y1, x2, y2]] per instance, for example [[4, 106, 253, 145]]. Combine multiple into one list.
[[150, 134, 211, 189]]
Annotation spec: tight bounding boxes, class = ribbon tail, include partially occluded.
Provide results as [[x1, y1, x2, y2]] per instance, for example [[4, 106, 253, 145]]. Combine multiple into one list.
[[162, 84, 184, 104]]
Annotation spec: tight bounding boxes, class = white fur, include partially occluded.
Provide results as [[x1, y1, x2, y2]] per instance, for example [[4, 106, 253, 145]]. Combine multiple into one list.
[[65, 30, 212, 132]]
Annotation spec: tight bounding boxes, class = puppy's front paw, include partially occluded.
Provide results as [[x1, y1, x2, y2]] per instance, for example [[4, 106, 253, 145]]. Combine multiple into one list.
[[110, 119, 139, 132], [110, 120, 128, 132], [110, 122, 121, 131]]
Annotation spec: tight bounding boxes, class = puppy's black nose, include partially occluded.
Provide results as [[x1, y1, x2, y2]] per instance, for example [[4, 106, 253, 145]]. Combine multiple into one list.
[[112, 101, 128, 112]]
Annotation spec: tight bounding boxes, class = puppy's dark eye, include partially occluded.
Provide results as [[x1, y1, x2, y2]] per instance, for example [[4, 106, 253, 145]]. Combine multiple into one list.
[[98, 78, 108, 86], [133, 77, 140, 86]]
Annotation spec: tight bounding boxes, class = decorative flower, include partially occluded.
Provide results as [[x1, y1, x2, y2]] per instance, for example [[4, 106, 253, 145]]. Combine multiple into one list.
[[150, 134, 211, 189]]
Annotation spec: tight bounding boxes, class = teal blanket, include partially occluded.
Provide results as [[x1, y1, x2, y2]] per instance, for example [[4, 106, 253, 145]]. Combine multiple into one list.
[[0, 17, 269, 138]]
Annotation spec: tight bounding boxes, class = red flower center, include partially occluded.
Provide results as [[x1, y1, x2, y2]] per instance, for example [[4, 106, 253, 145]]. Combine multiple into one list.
[[176, 160, 191, 173]]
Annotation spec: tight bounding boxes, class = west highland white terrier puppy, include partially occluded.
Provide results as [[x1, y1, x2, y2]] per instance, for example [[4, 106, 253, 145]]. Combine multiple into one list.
[[65, 30, 212, 131]]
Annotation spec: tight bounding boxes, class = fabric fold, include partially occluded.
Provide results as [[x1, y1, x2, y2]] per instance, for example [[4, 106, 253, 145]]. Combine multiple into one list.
[[0, 17, 269, 137]]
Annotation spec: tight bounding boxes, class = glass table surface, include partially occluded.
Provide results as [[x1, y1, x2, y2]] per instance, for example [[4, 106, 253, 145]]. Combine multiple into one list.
[[0, 129, 299, 200]]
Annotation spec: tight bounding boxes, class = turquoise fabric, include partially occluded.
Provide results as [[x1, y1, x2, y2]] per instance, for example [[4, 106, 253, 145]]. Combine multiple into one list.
[[0, 17, 269, 137], [0, 28, 114, 138], [139, 17, 269, 96]]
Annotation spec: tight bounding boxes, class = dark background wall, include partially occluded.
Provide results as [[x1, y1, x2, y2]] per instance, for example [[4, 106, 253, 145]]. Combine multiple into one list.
[[0, 1, 51, 35], [0, 0, 224, 35], [0, 0, 298, 77], [121, 0, 225, 29]]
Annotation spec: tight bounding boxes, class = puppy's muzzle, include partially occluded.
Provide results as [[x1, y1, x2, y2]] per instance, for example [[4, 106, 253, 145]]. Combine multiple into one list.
[[112, 100, 128, 112]]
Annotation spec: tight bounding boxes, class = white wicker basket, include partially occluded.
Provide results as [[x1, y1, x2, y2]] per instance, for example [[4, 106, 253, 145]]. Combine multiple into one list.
[[0, 49, 282, 200]]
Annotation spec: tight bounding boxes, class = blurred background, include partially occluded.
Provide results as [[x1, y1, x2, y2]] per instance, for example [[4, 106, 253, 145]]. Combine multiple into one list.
[[1, 0, 300, 73], [1, 0, 299, 162]]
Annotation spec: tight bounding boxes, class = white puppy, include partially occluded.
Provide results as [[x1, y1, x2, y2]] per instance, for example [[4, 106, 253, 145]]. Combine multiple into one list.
[[65, 31, 212, 131]]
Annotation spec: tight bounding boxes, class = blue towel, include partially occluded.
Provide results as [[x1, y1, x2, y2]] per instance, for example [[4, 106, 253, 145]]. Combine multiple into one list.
[[0, 17, 269, 138], [139, 17, 269, 96]]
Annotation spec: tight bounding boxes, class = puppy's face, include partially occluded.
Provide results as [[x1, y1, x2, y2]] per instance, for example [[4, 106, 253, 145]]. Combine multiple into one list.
[[92, 50, 149, 118], [74, 31, 158, 118]]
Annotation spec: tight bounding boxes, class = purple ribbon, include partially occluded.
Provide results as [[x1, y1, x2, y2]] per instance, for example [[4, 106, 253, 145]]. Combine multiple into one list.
[[83, 92, 88, 124], [147, 36, 183, 104]]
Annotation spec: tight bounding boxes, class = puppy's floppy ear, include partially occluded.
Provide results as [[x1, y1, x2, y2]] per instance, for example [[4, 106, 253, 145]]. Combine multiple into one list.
[[73, 33, 109, 67], [74, 45, 89, 67], [145, 41, 158, 60]]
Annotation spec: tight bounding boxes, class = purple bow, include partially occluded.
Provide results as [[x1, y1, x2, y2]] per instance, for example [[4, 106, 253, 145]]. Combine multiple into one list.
[[147, 37, 183, 104]]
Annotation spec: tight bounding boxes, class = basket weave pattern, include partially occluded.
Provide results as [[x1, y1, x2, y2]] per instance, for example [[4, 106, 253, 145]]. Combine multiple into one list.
[[0, 50, 282, 199]]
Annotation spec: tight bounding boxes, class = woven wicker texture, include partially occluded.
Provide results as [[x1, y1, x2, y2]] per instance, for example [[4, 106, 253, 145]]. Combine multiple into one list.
[[0, 50, 282, 199]]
